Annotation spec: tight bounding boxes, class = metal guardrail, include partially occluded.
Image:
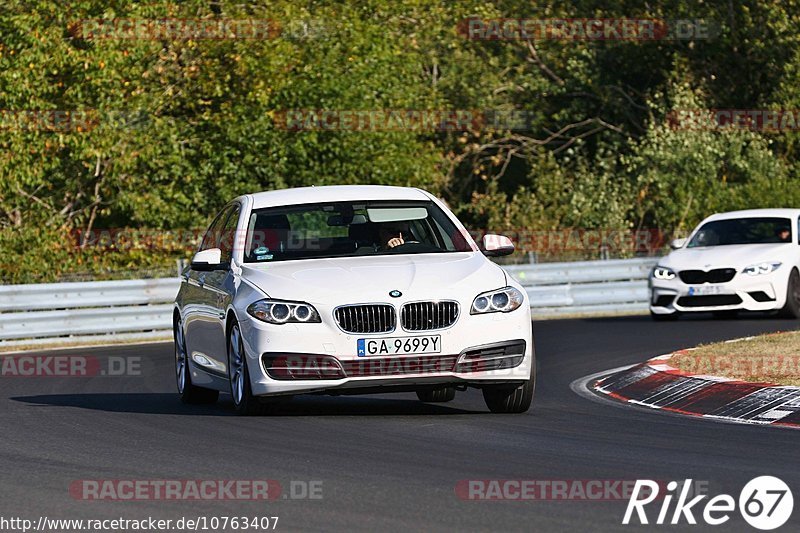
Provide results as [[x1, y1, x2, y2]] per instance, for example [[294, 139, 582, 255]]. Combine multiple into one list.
[[0, 258, 659, 346], [0, 279, 181, 346], [0, 278, 179, 312], [504, 257, 659, 317]]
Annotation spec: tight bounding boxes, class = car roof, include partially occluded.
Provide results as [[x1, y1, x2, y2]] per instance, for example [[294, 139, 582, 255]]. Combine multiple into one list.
[[247, 185, 432, 209], [703, 208, 800, 222]]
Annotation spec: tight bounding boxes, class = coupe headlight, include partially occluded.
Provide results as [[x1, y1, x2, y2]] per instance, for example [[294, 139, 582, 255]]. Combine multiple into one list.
[[471, 287, 524, 314], [247, 299, 321, 324], [652, 266, 676, 280], [742, 262, 782, 276]]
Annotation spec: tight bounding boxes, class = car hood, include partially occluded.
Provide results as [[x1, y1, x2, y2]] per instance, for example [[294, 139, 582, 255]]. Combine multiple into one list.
[[661, 243, 793, 270], [239, 252, 506, 303]]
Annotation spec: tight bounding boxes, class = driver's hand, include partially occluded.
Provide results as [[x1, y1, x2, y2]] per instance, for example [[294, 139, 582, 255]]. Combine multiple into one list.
[[387, 232, 404, 248]]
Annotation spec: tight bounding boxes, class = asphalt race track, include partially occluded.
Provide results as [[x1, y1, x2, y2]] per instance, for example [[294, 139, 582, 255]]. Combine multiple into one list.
[[1, 315, 799, 532]]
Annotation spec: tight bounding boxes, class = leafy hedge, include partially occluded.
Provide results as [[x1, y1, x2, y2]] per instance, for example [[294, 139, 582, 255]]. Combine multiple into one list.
[[2, 1, 800, 282]]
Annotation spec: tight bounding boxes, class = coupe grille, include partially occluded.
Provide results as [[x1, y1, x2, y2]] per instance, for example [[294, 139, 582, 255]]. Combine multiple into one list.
[[678, 268, 736, 284], [676, 295, 742, 307], [401, 301, 459, 331], [334, 304, 395, 333]]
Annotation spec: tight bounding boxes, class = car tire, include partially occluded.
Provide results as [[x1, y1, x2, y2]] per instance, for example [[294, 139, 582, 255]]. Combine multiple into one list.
[[228, 322, 272, 416], [416, 386, 456, 403], [482, 379, 534, 414], [175, 318, 219, 405], [650, 311, 679, 321], [780, 269, 800, 318]]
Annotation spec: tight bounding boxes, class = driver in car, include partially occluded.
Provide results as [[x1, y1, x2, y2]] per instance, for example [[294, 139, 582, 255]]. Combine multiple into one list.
[[777, 226, 792, 242], [378, 222, 410, 249]]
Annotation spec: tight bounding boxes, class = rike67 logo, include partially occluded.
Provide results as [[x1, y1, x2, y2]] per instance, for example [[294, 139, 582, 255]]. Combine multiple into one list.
[[624, 477, 793, 530]]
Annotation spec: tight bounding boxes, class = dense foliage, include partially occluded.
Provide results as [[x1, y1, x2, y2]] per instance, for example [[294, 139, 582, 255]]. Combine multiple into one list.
[[2, 1, 799, 282]]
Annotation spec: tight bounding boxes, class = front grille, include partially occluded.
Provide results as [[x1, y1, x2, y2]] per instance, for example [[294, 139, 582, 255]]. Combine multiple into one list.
[[401, 301, 459, 331], [678, 268, 736, 284], [676, 295, 742, 307], [334, 304, 395, 334]]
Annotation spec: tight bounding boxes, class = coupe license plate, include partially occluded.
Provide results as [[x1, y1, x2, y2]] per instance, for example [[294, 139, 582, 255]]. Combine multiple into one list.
[[357, 335, 441, 357], [688, 285, 723, 296]]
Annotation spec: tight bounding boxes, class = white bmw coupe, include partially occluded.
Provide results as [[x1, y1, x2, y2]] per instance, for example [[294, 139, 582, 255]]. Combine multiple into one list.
[[650, 208, 800, 320], [174, 185, 534, 414]]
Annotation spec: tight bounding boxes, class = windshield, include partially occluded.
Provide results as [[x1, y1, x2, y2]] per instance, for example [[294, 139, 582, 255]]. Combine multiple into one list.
[[243, 200, 473, 262], [687, 217, 793, 248]]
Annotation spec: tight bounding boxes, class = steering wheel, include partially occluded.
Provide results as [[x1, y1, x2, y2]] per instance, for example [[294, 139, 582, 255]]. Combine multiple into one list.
[[388, 241, 438, 253]]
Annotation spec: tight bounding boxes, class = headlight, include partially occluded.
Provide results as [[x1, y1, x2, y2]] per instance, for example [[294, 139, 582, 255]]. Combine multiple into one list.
[[652, 266, 676, 280], [470, 287, 524, 314], [247, 299, 321, 324], [742, 262, 782, 276]]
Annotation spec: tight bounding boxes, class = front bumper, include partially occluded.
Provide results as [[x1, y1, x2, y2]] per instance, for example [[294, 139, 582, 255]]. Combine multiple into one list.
[[238, 307, 534, 396], [649, 269, 788, 314]]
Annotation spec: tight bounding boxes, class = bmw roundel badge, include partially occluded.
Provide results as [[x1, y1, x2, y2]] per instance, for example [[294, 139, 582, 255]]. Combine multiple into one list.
[[389, 290, 402, 298]]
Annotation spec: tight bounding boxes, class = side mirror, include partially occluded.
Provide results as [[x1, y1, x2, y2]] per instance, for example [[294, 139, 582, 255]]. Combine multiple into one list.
[[481, 234, 515, 257], [191, 248, 226, 271], [669, 238, 687, 250]]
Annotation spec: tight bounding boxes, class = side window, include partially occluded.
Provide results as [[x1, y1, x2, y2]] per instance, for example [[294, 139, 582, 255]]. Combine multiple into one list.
[[199, 206, 232, 252], [219, 205, 241, 263]]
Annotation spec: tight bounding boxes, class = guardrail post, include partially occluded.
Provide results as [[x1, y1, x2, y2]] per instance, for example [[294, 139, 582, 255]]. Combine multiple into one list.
[[176, 258, 187, 276]]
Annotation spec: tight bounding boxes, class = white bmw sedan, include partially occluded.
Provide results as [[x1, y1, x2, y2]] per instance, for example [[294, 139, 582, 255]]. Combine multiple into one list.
[[174, 185, 534, 414], [650, 208, 800, 320]]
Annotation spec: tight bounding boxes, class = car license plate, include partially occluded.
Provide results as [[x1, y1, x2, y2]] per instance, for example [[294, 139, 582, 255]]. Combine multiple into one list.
[[688, 285, 723, 296], [357, 335, 441, 357]]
